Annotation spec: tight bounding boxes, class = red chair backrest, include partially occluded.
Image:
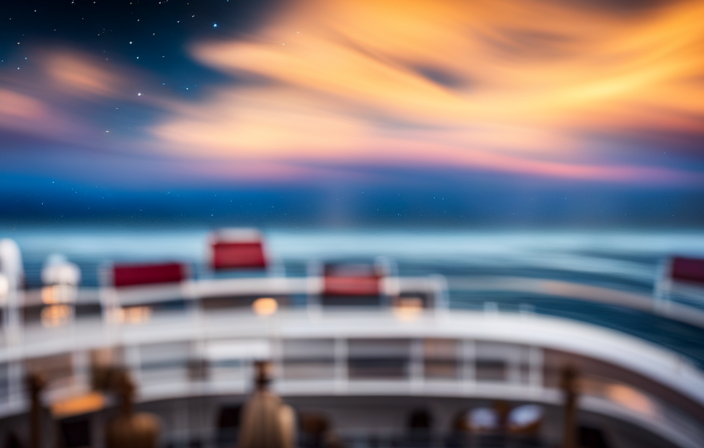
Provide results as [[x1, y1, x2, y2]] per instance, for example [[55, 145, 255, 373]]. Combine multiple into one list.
[[323, 275, 381, 296], [322, 264, 383, 296], [211, 241, 267, 271], [670, 256, 704, 286], [111, 262, 186, 288]]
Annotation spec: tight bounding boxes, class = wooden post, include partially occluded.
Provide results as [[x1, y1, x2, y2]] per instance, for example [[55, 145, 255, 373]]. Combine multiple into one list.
[[560, 365, 579, 448], [105, 370, 160, 448], [116, 370, 134, 418], [26, 373, 46, 448], [254, 360, 271, 391]]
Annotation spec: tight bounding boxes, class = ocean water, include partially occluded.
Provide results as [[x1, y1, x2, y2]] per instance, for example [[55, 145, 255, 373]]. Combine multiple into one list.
[[6, 227, 704, 286], [4, 227, 704, 367]]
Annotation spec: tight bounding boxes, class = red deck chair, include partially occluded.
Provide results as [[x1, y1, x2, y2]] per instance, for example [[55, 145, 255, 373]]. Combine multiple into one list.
[[208, 229, 268, 272], [656, 256, 704, 308], [111, 262, 187, 288]]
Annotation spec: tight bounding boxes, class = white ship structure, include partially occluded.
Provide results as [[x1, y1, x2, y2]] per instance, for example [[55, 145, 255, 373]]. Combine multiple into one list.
[[0, 230, 703, 448]]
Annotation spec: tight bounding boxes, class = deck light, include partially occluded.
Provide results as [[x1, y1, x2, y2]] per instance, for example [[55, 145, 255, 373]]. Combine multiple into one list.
[[253, 297, 278, 316]]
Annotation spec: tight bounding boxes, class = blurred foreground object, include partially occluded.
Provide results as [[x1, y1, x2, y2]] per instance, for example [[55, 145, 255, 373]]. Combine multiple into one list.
[[105, 370, 160, 448], [26, 374, 45, 448], [508, 404, 543, 438], [237, 361, 295, 448], [560, 366, 579, 448], [298, 413, 343, 448]]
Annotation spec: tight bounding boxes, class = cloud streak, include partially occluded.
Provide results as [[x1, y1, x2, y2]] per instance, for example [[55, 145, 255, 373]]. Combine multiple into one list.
[[144, 0, 704, 183], [1, 0, 702, 187]]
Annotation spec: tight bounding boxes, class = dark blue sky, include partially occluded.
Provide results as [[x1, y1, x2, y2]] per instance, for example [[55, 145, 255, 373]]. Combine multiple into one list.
[[1, 0, 703, 227]]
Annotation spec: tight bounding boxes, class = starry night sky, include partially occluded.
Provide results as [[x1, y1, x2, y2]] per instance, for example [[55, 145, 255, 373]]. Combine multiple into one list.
[[1, 0, 703, 228]]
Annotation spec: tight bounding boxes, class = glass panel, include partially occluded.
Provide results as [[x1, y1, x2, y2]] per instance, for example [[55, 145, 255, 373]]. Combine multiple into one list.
[[475, 341, 521, 382], [0, 363, 8, 402], [519, 347, 532, 385], [74, 303, 102, 320], [475, 359, 507, 382], [282, 339, 335, 380], [140, 341, 191, 368], [210, 359, 247, 383], [424, 339, 458, 380], [139, 341, 191, 385], [348, 339, 410, 379]]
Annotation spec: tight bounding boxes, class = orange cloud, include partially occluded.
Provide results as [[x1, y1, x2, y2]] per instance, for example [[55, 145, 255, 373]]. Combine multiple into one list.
[[45, 53, 124, 98], [145, 0, 703, 182]]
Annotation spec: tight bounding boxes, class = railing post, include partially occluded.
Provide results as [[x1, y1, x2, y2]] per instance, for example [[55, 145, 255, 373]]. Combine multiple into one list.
[[335, 337, 348, 393], [653, 258, 672, 316], [410, 339, 424, 392], [461, 339, 475, 393], [528, 346, 543, 396]]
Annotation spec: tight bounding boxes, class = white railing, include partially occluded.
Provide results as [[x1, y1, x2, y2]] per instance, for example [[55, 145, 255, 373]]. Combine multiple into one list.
[[0, 308, 703, 447]]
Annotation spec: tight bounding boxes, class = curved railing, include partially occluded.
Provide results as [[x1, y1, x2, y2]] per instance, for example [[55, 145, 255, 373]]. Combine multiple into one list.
[[1, 303, 703, 447]]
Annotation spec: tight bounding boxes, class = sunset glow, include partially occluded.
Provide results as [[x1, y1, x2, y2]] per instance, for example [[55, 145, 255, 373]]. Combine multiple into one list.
[[155, 0, 704, 182], [1, 0, 703, 225]]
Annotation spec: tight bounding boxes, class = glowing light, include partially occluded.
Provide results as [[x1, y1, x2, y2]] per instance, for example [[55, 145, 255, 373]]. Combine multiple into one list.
[[393, 296, 423, 320], [606, 384, 656, 416], [252, 297, 278, 316], [42, 285, 58, 304], [41, 284, 77, 304], [51, 392, 105, 417], [115, 306, 152, 324], [41, 304, 71, 328]]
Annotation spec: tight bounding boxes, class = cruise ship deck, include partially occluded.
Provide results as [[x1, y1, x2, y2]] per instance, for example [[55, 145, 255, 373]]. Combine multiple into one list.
[[0, 230, 703, 448]]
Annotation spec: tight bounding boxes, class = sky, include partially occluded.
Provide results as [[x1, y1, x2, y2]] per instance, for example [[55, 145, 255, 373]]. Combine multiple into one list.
[[0, 0, 703, 227]]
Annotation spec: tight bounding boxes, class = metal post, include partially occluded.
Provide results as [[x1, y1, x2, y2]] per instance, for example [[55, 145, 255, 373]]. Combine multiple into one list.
[[334, 337, 348, 393], [461, 339, 476, 393], [410, 338, 424, 392], [528, 346, 543, 396]]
